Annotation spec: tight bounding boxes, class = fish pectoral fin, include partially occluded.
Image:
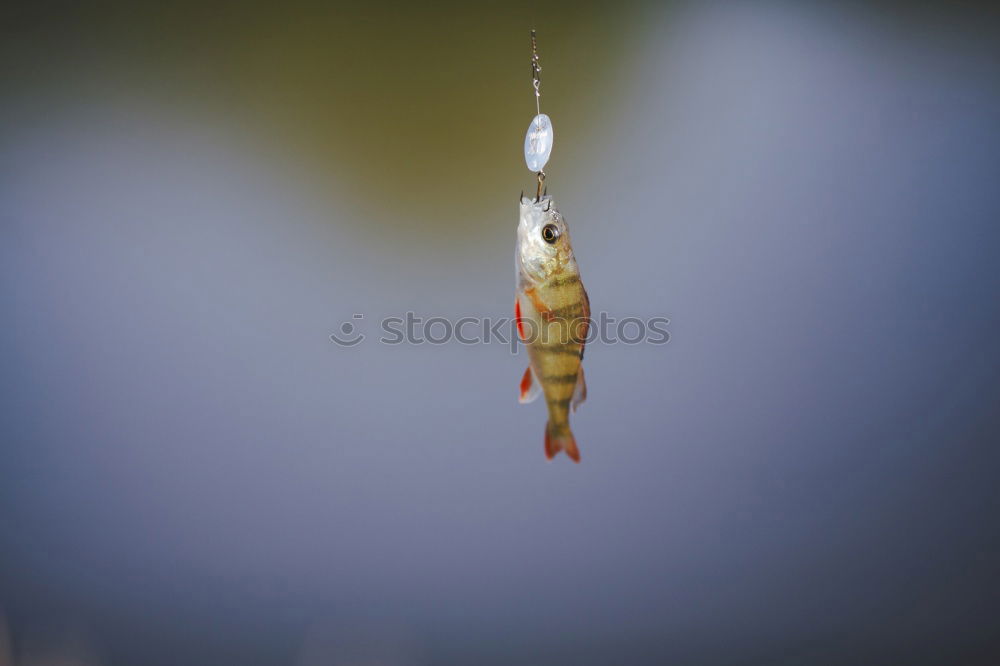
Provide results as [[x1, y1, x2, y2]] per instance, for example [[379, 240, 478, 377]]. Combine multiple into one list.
[[571, 366, 587, 413], [519, 365, 542, 404], [515, 297, 527, 341], [524, 286, 554, 322]]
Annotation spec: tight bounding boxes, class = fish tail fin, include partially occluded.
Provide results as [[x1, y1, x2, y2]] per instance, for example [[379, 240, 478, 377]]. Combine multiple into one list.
[[544, 422, 581, 463]]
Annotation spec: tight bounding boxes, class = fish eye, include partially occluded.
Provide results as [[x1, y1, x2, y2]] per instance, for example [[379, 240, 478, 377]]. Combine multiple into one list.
[[541, 224, 559, 244]]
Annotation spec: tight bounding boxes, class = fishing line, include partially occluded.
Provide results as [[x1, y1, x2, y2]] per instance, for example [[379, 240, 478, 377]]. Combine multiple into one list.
[[531, 29, 542, 119]]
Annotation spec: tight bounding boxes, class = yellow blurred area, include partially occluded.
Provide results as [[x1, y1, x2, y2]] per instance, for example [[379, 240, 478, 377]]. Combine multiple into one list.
[[3, 2, 641, 231]]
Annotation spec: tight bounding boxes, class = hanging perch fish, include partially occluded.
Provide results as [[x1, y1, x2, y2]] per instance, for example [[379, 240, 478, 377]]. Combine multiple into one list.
[[515, 194, 590, 462]]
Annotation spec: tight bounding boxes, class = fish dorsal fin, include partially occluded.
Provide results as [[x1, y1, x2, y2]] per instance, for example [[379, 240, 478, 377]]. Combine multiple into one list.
[[519, 365, 542, 404], [571, 366, 587, 412]]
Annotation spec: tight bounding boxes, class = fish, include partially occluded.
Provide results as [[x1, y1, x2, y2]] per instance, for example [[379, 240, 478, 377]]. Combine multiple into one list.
[[515, 194, 590, 462]]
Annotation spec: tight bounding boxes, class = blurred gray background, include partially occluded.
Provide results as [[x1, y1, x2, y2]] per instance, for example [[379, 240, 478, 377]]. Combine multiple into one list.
[[2, 2, 1000, 664]]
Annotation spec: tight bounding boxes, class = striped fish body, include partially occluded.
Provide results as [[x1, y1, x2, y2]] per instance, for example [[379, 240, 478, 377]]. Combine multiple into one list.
[[515, 195, 589, 462]]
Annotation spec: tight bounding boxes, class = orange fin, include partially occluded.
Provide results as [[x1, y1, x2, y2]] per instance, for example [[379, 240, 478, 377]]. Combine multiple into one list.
[[544, 422, 581, 463], [519, 365, 542, 404], [515, 298, 527, 341], [571, 366, 587, 413]]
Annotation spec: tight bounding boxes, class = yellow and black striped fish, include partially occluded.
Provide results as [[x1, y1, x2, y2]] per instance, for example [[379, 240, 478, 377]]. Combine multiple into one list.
[[515, 195, 590, 462]]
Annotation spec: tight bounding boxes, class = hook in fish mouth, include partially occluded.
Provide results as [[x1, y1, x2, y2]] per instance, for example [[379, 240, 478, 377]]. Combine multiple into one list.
[[519, 192, 554, 208]]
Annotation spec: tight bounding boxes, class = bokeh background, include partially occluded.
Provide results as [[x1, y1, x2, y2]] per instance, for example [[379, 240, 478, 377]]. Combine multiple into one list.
[[2, 2, 1000, 664]]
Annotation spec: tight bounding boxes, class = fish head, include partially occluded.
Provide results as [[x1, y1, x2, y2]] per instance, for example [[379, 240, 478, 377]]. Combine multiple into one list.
[[517, 195, 575, 282]]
